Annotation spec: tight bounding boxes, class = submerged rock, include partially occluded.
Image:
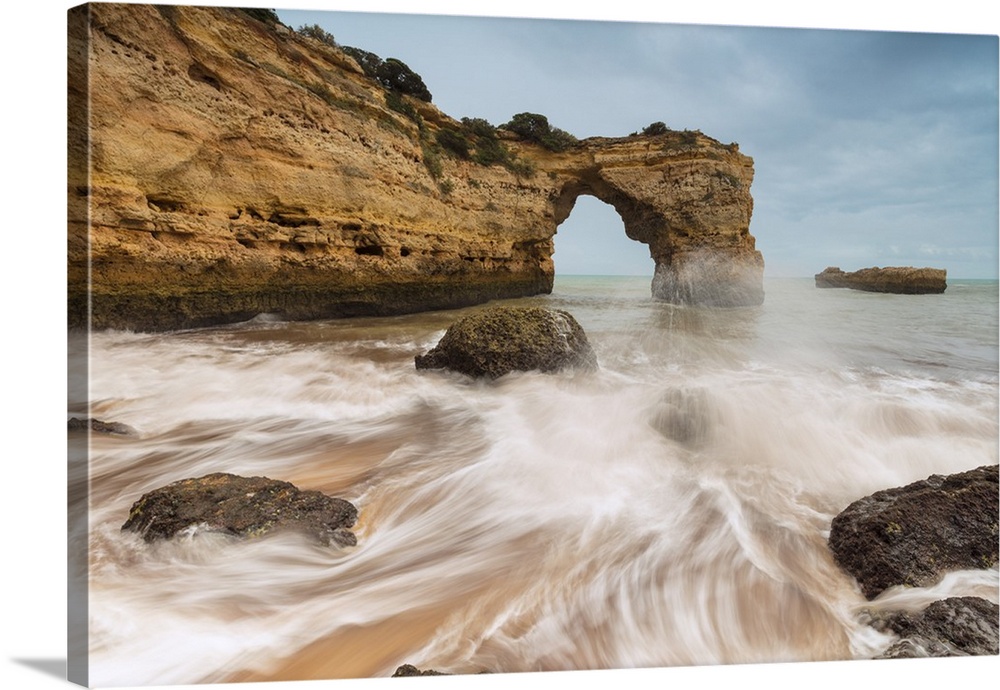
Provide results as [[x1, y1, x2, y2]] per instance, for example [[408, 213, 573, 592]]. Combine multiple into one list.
[[871, 597, 999, 658], [648, 388, 717, 446], [415, 306, 597, 379], [828, 465, 998, 599], [67, 417, 136, 436], [121, 472, 358, 547], [814, 266, 946, 294]]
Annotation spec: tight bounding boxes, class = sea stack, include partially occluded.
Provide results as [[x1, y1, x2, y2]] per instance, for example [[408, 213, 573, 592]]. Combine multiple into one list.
[[814, 266, 946, 294]]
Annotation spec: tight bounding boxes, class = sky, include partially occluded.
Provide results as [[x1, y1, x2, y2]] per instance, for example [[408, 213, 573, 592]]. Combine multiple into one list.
[[274, 3, 999, 278]]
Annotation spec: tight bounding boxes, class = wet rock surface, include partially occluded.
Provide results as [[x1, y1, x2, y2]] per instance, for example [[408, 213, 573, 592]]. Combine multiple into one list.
[[814, 266, 947, 294], [392, 665, 448, 677], [415, 306, 597, 379], [68, 417, 136, 436], [121, 472, 358, 547], [828, 465, 999, 599], [871, 597, 999, 658]]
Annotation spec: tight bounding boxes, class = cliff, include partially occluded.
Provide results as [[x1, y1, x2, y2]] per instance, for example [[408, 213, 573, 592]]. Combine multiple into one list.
[[68, 4, 764, 331], [815, 266, 947, 294]]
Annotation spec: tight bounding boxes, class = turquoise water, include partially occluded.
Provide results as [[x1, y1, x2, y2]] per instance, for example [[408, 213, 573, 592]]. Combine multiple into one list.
[[75, 276, 999, 685]]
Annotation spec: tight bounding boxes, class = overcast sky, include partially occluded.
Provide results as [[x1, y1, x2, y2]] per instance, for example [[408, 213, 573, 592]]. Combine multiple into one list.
[[276, 4, 998, 278]]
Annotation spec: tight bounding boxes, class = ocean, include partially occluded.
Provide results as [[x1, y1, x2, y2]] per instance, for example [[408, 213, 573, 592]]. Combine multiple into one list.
[[71, 276, 999, 686]]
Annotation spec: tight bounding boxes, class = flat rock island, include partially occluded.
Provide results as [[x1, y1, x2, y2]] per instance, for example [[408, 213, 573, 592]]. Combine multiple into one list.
[[814, 266, 947, 294]]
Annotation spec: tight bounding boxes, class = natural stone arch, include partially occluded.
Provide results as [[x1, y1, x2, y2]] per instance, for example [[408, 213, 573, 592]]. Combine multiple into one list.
[[544, 138, 765, 307], [551, 192, 655, 275], [553, 176, 667, 265], [69, 5, 766, 331]]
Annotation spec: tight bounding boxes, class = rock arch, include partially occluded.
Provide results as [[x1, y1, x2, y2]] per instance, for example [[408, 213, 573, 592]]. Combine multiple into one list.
[[69, 5, 766, 331], [545, 135, 764, 307]]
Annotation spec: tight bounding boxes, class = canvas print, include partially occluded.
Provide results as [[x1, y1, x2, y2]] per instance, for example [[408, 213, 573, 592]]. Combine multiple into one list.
[[67, 2, 999, 687]]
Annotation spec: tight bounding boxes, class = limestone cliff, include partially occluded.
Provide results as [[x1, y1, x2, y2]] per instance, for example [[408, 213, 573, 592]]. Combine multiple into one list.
[[68, 4, 763, 331]]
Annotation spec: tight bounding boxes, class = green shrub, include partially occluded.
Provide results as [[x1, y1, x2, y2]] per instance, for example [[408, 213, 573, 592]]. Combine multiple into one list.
[[376, 58, 432, 102], [385, 90, 422, 126], [342, 46, 382, 79], [461, 117, 498, 139], [642, 121, 669, 136], [421, 142, 443, 179], [237, 8, 281, 24], [680, 129, 700, 146], [501, 112, 577, 152], [342, 47, 433, 102], [436, 128, 471, 159], [297, 24, 336, 47]]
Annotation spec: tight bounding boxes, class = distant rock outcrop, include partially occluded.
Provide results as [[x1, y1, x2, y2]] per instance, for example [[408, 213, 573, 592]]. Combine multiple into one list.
[[69, 4, 763, 332], [814, 266, 946, 294], [121, 472, 358, 547], [415, 306, 597, 379], [828, 465, 998, 600], [870, 597, 999, 658]]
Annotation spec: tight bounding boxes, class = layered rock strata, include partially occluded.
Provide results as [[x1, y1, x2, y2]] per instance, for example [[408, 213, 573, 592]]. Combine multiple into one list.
[[815, 266, 947, 294], [68, 4, 763, 332]]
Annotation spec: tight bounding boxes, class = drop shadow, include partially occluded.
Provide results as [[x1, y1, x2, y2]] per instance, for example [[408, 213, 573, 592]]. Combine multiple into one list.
[[11, 658, 66, 680]]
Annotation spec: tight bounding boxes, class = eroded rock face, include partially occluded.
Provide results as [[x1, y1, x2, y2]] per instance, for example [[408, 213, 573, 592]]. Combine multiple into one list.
[[121, 472, 358, 547], [871, 597, 1000, 658], [828, 465, 999, 599], [69, 4, 763, 332], [815, 266, 947, 294], [415, 306, 597, 379]]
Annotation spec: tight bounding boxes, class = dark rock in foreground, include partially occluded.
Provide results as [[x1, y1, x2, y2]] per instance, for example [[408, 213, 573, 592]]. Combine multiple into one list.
[[392, 665, 448, 677], [815, 266, 946, 294], [828, 465, 998, 599], [121, 472, 358, 547], [871, 597, 999, 658], [68, 417, 136, 436], [415, 306, 597, 379]]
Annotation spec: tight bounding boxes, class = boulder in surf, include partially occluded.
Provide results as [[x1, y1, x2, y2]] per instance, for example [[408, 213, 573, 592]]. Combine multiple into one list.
[[415, 306, 597, 379], [121, 472, 358, 547]]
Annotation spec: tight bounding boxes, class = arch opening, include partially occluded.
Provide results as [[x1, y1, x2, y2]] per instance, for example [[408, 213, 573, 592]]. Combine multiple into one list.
[[552, 194, 653, 277]]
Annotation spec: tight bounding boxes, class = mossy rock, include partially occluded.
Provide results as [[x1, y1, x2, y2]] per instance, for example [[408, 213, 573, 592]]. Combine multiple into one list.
[[415, 306, 597, 379]]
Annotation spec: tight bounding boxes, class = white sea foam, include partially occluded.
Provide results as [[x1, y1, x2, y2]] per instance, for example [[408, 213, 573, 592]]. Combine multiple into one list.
[[82, 277, 999, 685]]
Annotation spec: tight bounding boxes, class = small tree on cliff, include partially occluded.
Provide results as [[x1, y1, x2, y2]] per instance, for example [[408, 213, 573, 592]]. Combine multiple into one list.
[[642, 121, 669, 136], [341, 48, 433, 103], [237, 7, 282, 25], [501, 112, 577, 152], [297, 24, 337, 47], [376, 58, 433, 102], [342, 46, 382, 79]]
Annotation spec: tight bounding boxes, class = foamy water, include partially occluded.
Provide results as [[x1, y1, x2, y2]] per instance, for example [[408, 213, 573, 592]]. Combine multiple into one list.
[[71, 277, 999, 686]]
